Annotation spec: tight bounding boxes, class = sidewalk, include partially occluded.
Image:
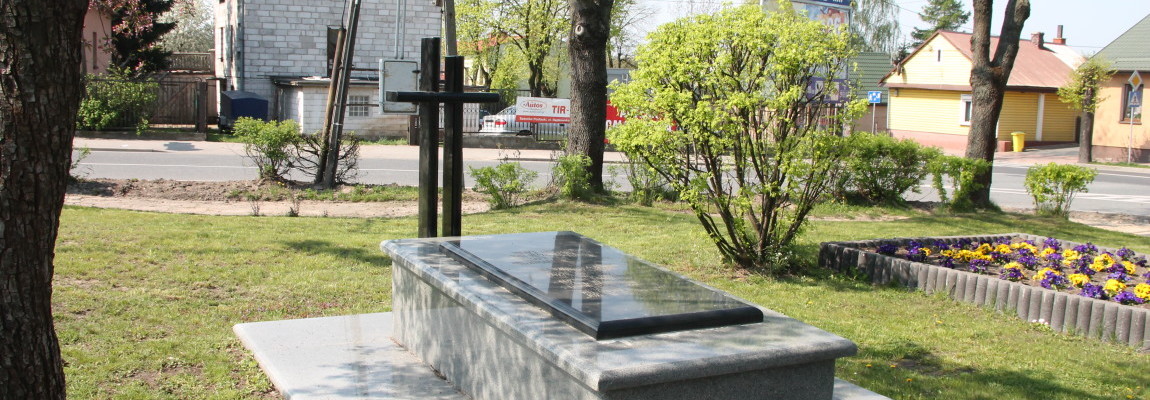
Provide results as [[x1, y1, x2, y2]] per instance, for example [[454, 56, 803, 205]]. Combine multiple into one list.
[[952, 143, 1150, 172], [74, 137, 1143, 169], [72, 137, 628, 163]]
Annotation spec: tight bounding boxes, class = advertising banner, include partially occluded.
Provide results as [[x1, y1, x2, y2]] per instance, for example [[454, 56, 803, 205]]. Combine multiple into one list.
[[515, 97, 571, 123]]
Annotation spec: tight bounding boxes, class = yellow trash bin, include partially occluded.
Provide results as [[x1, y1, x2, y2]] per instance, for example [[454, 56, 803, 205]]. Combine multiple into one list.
[[1011, 132, 1026, 152]]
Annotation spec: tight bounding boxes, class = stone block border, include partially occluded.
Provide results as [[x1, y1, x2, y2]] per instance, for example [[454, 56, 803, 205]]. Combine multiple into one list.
[[819, 233, 1150, 351]]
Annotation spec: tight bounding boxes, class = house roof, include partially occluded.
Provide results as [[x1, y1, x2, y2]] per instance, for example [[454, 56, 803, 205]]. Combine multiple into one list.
[[1094, 13, 1150, 71], [851, 52, 893, 98], [883, 30, 1083, 90]]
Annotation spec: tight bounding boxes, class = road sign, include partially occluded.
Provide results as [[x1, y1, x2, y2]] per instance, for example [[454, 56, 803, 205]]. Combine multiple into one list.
[[1130, 90, 1142, 108], [1129, 70, 1142, 89], [867, 91, 882, 104]]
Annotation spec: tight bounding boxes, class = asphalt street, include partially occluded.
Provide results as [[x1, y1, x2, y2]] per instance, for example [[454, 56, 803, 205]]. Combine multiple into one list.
[[72, 138, 1150, 218]]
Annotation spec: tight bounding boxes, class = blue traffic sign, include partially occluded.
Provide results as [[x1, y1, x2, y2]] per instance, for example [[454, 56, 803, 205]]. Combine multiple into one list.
[[868, 91, 882, 104]]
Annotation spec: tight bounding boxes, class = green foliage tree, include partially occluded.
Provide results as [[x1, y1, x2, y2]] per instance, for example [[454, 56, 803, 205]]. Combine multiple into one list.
[[852, 0, 902, 55], [456, 0, 503, 87], [609, 3, 863, 272], [492, 0, 568, 97], [909, 0, 970, 47], [1058, 57, 1115, 163], [1024, 163, 1097, 218], [158, 0, 213, 52], [108, 0, 177, 74], [607, 0, 650, 68]]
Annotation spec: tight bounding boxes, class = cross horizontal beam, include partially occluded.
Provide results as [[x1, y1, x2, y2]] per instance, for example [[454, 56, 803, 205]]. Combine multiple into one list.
[[386, 91, 500, 104]]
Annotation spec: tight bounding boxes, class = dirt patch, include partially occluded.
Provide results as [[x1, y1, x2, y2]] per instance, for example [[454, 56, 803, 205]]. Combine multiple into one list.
[[66, 179, 490, 218]]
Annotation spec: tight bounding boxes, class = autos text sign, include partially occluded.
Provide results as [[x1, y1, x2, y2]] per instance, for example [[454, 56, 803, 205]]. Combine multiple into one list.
[[515, 97, 571, 123]]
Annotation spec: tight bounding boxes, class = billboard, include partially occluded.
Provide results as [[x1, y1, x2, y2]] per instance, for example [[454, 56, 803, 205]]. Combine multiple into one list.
[[800, 0, 850, 7], [793, 3, 849, 28]]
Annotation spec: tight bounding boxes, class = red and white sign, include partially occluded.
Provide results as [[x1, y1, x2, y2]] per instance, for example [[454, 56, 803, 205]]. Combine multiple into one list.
[[605, 101, 625, 128], [515, 97, 571, 123], [514, 97, 630, 129]]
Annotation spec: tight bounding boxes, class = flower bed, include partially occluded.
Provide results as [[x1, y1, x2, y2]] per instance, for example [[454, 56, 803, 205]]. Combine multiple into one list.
[[819, 233, 1150, 350]]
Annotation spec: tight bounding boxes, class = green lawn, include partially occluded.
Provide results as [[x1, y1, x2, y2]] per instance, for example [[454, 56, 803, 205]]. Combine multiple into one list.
[[54, 203, 1150, 399]]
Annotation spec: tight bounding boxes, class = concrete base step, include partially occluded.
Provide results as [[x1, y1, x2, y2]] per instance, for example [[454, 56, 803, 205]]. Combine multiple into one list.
[[234, 313, 888, 400]]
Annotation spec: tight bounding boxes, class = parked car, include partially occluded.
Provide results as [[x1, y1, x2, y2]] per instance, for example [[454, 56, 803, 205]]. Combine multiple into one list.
[[478, 106, 567, 136]]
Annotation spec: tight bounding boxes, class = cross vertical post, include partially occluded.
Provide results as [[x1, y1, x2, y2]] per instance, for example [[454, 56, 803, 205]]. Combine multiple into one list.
[[417, 38, 440, 238], [387, 38, 500, 238], [442, 56, 464, 237]]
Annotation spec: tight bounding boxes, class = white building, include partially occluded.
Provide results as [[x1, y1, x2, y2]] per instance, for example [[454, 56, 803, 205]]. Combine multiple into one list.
[[215, 0, 440, 138]]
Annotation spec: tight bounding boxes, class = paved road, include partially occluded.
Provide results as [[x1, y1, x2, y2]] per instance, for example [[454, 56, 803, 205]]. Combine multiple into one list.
[[73, 138, 1150, 218]]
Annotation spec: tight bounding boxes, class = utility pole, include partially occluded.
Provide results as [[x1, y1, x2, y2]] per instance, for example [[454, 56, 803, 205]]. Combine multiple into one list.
[[320, 0, 363, 188], [444, 0, 458, 56], [316, 28, 346, 185]]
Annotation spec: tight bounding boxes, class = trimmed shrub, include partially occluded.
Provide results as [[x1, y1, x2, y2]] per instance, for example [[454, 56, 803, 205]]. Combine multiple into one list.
[[836, 132, 941, 204], [76, 68, 157, 133], [928, 155, 992, 212], [232, 118, 300, 181], [469, 162, 538, 209], [1024, 163, 1097, 218]]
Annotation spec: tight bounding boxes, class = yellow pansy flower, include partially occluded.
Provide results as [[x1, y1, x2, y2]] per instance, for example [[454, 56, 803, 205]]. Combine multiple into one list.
[[1104, 279, 1127, 295], [1135, 284, 1150, 301], [1068, 274, 1091, 288]]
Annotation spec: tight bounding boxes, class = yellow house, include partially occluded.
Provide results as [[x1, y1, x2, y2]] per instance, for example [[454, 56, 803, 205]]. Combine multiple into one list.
[[881, 30, 1084, 152], [1089, 14, 1150, 163]]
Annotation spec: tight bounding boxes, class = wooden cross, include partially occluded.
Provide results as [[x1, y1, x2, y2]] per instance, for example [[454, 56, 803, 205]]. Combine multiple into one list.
[[386, 38, 500, 238]]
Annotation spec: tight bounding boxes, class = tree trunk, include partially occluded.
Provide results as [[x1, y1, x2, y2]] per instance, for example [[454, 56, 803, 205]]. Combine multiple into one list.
[[965, 0, 1029, 208], [0, 1, 88, 398], [1079, 104, 1094, 163], [566, 0, 614, 192]]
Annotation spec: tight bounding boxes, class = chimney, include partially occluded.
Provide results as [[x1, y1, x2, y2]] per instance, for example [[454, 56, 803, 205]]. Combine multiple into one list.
[[1052, 25, 1067, 45], [1031, 32, 1045, 49]]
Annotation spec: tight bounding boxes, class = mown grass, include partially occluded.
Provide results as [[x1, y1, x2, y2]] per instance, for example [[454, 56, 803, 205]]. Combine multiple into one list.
[[54, 203, 1149, 399]]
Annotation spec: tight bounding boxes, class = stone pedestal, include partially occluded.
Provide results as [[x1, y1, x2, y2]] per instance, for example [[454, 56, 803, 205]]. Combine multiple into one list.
[[383, 232, 859, 400]]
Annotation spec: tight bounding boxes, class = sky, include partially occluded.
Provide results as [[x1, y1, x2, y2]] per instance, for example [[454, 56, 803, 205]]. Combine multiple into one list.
[[635, 0, 1150, 55]]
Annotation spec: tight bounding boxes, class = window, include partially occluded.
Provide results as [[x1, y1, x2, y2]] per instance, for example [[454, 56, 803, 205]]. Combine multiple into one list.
[[348, 95, 370, 117], [1121, 83, 1142, 124], [960, 94, 972, 125]]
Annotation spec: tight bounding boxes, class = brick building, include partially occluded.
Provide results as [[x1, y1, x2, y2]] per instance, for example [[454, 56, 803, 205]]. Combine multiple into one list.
[[215, 0, 440, 138]]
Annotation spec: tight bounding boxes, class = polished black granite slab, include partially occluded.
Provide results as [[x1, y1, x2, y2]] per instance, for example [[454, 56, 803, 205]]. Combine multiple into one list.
[[439, 231, 764, 340]]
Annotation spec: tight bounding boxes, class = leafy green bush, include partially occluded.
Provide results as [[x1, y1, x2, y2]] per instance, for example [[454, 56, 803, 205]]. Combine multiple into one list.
[[1024, 163, 1097, 218], [553, 154, 593, 200], [837, 133, 942, 204], [469, 162, 538, 209], [76, 68, 158, 133], [614, 155, 677, 206], [608, 4, 861, 272], [232, 118, 301, 181], [928, 155, 992, 212]]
